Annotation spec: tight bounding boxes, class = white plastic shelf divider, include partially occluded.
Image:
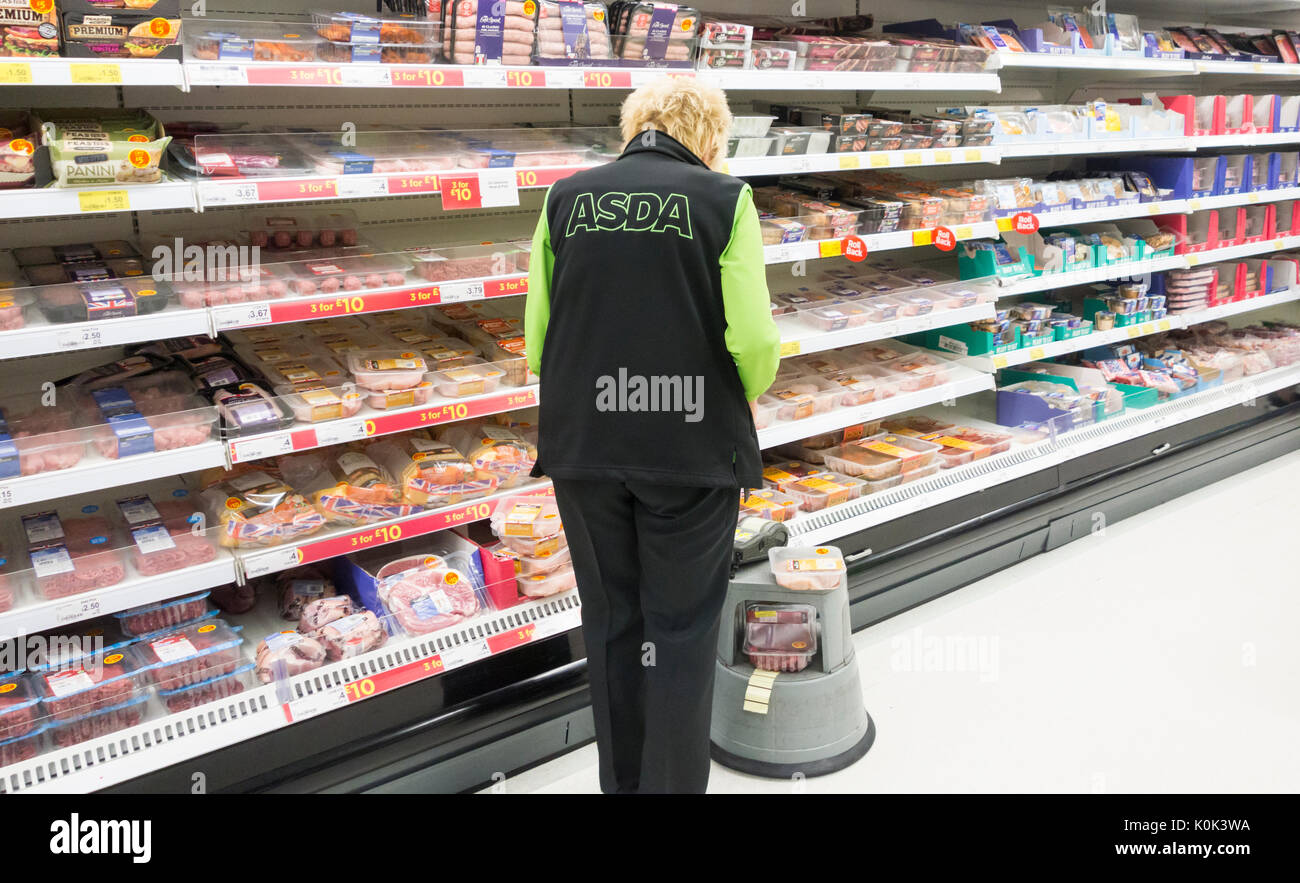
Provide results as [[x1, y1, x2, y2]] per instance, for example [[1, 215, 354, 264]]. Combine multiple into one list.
[[0, 555, 238, 642], [0, 442, 227, 511], [995, 52, 1197, 74], [787, 360, 1300, 546], [0, 180, 197, 220], [226, 386, 539, 465], [756, 368, 994, 449], [725, 145, 998, 177], [236, 480, 554, 580], [0, 57, 186, 88], [0, 307, 211, 360], [780, 302, 994, 359], [0, 588, 584, 794], [998, 136, 1192, 159]]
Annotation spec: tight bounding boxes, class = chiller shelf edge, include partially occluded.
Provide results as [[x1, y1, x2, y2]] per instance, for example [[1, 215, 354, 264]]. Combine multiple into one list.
[[0, 588, 583, 794]]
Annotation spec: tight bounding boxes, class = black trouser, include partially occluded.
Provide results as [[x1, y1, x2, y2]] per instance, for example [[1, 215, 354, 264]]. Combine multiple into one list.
[[551, 478, 738, 795]]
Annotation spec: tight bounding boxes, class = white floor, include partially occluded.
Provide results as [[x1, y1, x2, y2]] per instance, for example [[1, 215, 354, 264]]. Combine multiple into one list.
[[491, 449, 1300, 794]]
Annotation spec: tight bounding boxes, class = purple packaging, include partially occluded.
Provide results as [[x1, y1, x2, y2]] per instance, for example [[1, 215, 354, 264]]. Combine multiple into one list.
[[642, 4, 677, 61]]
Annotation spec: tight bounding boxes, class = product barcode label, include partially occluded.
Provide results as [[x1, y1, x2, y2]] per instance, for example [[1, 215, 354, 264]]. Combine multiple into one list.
[[54, 596, 101, 625], [150, 635, 199, 663], [132, 524, 177, 555]]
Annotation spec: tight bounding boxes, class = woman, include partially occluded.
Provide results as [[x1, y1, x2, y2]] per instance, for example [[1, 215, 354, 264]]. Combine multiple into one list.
[[525, 77, 780, 794]]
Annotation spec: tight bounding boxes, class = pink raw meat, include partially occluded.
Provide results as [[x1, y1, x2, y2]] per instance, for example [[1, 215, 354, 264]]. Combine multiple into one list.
[[255, 632, 327, 683], [299, 595, 354, 636], [376, 555, 480, 635], [130, 532, 217, 577], [51, 702, 143, 748], [36, 548, 126, 599], [316, 611, 387, 660]]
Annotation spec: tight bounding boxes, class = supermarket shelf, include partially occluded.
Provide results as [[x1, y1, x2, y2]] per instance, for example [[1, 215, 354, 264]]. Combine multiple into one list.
[[1186, 235, 1300, 265], [1192, 286, 1300, 322], [756, 368, 994, 449], [787, 360, 1300, 545], [2, 588, 583, 794], [995, 52, 1197, 75], [1193, 131, 1300, 149], [725, 145, 998, 177], [952, 318, 1180, 372], [0, 57, 186, 88], [698, 68, 1001, 92], [236, 480, 554, 579], [0, 555, 238, 642], [1189, 189, 1300, 211], [0, 180, 196, 220], [763, 223, 997, 264], [196, 165, 584, 209], [998, 136, 1192, 159], [0, 442, 227, 511], [0, 306, 211, 360], [994, 253, 1189, 298], [227, 386, 538, 465], [780, 302, 994, 359], [209, 274, 528, 332]]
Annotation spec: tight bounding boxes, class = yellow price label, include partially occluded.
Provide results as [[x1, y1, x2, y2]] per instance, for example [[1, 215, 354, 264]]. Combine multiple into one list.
[[911, 229, 932, 247], [1187, 255, 1200, 266], [996, 217, 1012, 232], [1126, 326, 1140, 338], [77, 190, 129, 213], [1141, 324, 1154, 334], [992, 355, 1008, 369], [869, 153, 890, 168], [837, 155, 860, 169], [1274, 239, 1285, 249], [1248, 193, 1261, 203], [903, 152, 922, 166], [934, 150, 952, 163], [779, 340, 801, 357], [818, 239, 842, 258], [1189, 199, 1203, 210], [1029, 347, 1046, 360], [718, 161, 730, 174], [964, 149, 983, 162], [70, 63, 122, 85], [0, 62, 32, 84], [1147, 204, 1161, 215], [1158, 319, 1171, 331], [956, 225, 973, 239]]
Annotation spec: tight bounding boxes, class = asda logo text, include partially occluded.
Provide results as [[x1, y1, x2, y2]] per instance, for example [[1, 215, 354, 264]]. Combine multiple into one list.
[[566, 192, 692, 238], [596, 369, 704, 423], [50, 814, 151, 864]]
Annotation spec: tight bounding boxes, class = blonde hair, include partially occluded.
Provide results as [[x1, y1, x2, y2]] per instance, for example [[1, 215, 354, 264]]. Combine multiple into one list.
[[619, 77, 733, 169]]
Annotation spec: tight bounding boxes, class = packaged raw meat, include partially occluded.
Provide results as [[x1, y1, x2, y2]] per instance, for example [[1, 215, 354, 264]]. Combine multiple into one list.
[[739, 489, 800, 522], [114, 591, 214, 637], [881, 415, 955, 436], [532, 0, 612, 62], [309, 10, 440, 45], [0, 110, 36, 189], [427, 359, 507, 397], [769, 546, 846, 590], [255, 630, 328, 683], [516, 561, 576, 598], [278, 574, 336, 621], [367, 434, 499, 507], [496, 527, 567, 557], [822, 434, 943, 480], [129, 620, 246, 692], [33, 279, 169, 324], [410, 244, 519, 283], [0, 675, 40, 741], [745, 603, 817, 672], [443, 0, 538, 65], [456, 141, 597, 169], [88, 391, 217, 459], [158, 662, 254, 714], [375, 554, 483, 635], [317, 40, 439, 63], [188, 356, 255, 393], [243, 210, 361, 252], [274, 383, 365, 423], [498, 543, 572, 576], [0, 291, 32, 330], [880, 352, 950, 391], [25, 513, 126, 600], [280, 450, 411, 525], [490, 495, 563, 541], [4, 404, 88, 476], [33, 649, 147, 722], [316, 611, 388, 661], [201, 471, 326, 548], [612, 1, 699, 64], [767, 376, 840, 422], [257, 356, 350, 390], [212, 383, 296, 438], [346, 350, 429, 390], [306, 144, 458, 177], [781, 472, 867, 511], [0, 727, 44, 769], [438, 424, 536, 489], [211, 582, 258, 615], [299, 595, 355, 636], [362, 382, 436, 410], [48, 693, 148, 749]]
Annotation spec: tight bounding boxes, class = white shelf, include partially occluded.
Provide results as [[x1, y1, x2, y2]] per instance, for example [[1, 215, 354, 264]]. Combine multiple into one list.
[[995, 254, 1189, 298], [996, 52, 1197, 74], [1, 589, 583, 794], [725, 145, 998, 177], [787, 361, 1300, 545], [955, 319, 1181, 372], [756, 368, 993, 449], [763, 222, 998, 264], [0, 180, 196, 220], [0, 442, 227, 511], [0, 306, 211, 360], [780, 302, 994, 359], [0, 555, 238, 642], [1187, 286, 1300, 323], [1194, 131, 1300, 149], [0, 57, 186, 88], [998, 137, 1192, 158]]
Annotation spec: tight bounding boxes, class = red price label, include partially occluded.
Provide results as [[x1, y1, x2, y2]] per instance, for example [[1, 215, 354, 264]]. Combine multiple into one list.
[[487, 624, 536, 654], [1012, 211, 1040, 234], [366, 388, 537, 436], [842, 235, 868, 262], [389, 67, 464, 87], [505, 69, 545, 87], [256, 179, 338, 201], [440, 174, 483, 211], [387, 173, 441, 194], [583, 70, 632, 88], [933, 226, 956, 251]]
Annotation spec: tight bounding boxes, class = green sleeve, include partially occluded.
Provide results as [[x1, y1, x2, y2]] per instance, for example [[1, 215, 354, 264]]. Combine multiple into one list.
[[720, 184, 781, 400], [524, 188, 555, 378]]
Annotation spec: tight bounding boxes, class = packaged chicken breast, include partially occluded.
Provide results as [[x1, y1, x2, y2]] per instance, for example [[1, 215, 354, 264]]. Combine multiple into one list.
[[279, 450, 412, 525], [366, 433, 499, 507]]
